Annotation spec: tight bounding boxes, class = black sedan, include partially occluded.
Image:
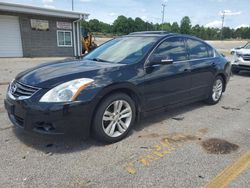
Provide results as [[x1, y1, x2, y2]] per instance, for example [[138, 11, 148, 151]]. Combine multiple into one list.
[[5, 31, 231, 143]]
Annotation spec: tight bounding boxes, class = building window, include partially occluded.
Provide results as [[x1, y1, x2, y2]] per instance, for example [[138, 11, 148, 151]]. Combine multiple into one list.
[[57, 30, 72, 47]]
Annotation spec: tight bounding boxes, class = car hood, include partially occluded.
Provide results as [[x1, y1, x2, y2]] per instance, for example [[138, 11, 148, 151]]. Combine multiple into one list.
[[236, 49, 250, 54], [16, 59, 125, 88]]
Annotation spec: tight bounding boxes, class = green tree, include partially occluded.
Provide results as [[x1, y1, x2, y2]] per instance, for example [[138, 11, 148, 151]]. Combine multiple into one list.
[[81, 20, 89, 29], [161, 23, 172, 31], [134, 17, 145, 32], [200, 26, 208, 40], [180, 16, 191, 34], [146, 22, 155, 31], [80, 15, 250, 39], [127, 17, 136, 33], [100, 22, 112, 33], [239, 27, 250, 39], [88, 19, 101, 32], [192, 24, 201, 37], [171, 22, 180, 33], [113, 16, 129, 34], [222, 27, 233, 39]]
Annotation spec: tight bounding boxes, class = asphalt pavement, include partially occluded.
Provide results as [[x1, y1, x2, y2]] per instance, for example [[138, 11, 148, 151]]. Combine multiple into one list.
[[0, 51, 249, 188]]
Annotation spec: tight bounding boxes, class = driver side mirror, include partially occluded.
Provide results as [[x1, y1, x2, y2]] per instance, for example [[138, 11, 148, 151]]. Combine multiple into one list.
[[148, 55, 174, 66]]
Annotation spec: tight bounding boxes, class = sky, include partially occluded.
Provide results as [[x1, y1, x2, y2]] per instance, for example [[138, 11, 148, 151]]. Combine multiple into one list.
[[0, 0, 249, 28]]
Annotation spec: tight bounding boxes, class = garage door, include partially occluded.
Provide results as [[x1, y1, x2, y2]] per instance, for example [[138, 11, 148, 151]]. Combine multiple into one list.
[[0, 15, 23, 57]]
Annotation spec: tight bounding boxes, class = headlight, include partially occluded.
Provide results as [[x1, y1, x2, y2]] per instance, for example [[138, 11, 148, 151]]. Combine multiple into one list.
[[236, 52, 243, 57], [40, 78, 94, 102]]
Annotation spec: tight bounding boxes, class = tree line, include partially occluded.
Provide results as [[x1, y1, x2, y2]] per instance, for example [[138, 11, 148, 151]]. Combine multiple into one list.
[[81, 16, 250, 40]]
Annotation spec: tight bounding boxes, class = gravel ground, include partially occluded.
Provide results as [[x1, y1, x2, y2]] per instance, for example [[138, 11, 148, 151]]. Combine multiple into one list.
[[0, 41, 249, 188]]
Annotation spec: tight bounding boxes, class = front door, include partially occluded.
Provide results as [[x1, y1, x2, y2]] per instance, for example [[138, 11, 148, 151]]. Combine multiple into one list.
[[143, 37, 191, 111]]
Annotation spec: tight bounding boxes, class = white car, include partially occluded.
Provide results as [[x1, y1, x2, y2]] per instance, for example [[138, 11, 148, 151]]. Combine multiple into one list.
[[231, 41, 250, 74]]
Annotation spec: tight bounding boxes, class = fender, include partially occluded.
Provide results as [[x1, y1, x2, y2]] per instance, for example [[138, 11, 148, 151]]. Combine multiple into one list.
[[94, 82, 144, 108]]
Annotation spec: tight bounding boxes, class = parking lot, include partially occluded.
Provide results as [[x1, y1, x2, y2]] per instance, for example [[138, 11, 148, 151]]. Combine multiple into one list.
[[0, 41, 249, 188]]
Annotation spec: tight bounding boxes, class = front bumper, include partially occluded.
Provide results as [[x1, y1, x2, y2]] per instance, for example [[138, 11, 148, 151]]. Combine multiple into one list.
[[232, 56, 250, 71], [4, 96, 93, 137], [232, 64, 250, 71]]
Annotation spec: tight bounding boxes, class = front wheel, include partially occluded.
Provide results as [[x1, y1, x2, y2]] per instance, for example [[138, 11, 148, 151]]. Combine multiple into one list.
[[93, 93, 136, 143], [205, 76, 224, 105]]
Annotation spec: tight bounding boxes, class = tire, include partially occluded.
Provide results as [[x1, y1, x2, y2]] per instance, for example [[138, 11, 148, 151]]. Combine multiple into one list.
[[232, 68, 240, 74], [205, 76, 224, 105], [92, 93, 136, 143]]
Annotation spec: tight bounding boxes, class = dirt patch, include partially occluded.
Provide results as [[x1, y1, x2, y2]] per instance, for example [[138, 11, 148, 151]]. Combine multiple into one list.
[[201, 138, 239, 154], [138, 129, 209, 142], [163, 133, 198, 143], [67, 179, 92, 188], [138, 133, 161, 138], [222, 106, 240, 111], [198, 128, 209, 135]]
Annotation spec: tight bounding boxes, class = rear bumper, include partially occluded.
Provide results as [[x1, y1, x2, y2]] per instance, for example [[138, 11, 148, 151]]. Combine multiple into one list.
[[4, 97, 93, 137]]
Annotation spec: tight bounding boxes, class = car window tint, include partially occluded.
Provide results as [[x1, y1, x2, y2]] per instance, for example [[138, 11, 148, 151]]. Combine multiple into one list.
[[84, 36, 157, 64], [153, 37, 188, 62], [187, 39, 209, 59]]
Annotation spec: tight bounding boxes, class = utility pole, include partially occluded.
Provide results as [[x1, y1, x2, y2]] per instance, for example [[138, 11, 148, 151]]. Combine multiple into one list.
[[161, 2, 167, 30], [72, 0, 74, 11], [220, 10, 225, 40]]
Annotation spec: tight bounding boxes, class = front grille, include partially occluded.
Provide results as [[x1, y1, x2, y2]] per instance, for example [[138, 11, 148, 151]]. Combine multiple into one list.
[[243, 54, 250, 61], [10, 81, 40, 99]]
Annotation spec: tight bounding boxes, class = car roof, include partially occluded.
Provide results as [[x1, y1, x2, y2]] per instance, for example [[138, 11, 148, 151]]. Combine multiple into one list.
[[126, 31, 215, 49], [127, 31, 203, 40], [128, 31, 173, 35], [127, 31, 178, 38]]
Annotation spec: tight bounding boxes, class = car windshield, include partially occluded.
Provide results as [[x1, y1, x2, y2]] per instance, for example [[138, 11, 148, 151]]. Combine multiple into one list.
[[244, 42, 250, 49], [83, 36, 158, 64]]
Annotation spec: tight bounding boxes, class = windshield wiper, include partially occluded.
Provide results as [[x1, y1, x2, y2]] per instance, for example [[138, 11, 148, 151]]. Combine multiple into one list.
[[90, 58, 111, 63]]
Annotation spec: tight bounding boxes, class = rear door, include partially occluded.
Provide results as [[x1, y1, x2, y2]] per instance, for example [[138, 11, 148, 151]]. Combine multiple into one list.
[[143, 36, 191, 110], [185, 37, 216, 98]]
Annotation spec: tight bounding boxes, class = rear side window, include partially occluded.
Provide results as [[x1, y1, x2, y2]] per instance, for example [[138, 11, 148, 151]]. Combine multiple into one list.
[[187, 38, 213, 59], [153, 37, 188, 62]]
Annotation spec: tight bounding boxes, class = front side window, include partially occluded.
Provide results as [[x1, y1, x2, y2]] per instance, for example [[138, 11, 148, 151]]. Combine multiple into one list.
[[151, 37, 188, 62], [57, 30, 72, 47], [84, 36, 157, 64], [187, 38, 212, 59]]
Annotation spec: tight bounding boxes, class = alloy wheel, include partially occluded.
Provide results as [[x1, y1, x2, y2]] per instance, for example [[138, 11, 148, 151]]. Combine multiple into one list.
[[102, 100, 132, 138], [212, 79, 223, 102]]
